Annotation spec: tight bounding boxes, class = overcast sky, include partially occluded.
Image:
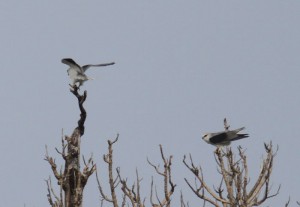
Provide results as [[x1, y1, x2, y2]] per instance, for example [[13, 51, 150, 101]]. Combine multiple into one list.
[[0, 1, 299, 206]]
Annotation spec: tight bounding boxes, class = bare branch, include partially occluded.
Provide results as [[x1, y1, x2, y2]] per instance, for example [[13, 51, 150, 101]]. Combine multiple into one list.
[[117, 168, 136, 207], [98, 135, 120, 207], [284, 197, 290, 207], [223, 118, 230, 131], [148, 145, 176, 207], [45, 177, 63, 207], [150, 177, 155, 206], [45, 145, 61, 181], [147, 158, 164, 176], [183, 154, 226, 206], [69, 84, 87, 136], [247, 142, 277, 205], [96, 168, 113, 203]]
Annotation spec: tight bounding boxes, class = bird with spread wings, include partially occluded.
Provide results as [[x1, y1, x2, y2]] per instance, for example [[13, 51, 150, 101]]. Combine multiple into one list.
[[62, 58, 115, 87]]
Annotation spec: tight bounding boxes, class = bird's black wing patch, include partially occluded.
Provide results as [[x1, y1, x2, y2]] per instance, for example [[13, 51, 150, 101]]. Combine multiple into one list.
[[62, 58, 81, 69], [209, 133, 228, 144]]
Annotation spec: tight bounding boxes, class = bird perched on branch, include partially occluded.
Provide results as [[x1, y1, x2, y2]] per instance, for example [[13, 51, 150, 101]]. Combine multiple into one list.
[[62, 58, 115, 87], [202, 127, 249, 146]]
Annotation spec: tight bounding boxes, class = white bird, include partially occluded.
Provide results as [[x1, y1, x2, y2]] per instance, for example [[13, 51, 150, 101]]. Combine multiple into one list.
[[62, 58, 115, 87], [202, 127, 249, 146]]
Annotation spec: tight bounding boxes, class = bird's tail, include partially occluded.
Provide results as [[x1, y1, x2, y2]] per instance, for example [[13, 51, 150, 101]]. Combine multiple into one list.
[[231, 127, 249, 141], [88, 77, 94, 80], [233, 127, 245, 133], [231, 133, 249, 141]]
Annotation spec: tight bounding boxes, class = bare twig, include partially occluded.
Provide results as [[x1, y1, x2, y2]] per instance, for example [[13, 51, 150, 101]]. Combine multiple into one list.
[[96, 168, 114, 203], [183, 154, 225, 207], [284, 196, 290, 207], [223, 118, 230, 131], [96, 135, 120, 207], [148, 145, 176, 207], [45, 177, 63, 207], [45, 146, 61, 181]]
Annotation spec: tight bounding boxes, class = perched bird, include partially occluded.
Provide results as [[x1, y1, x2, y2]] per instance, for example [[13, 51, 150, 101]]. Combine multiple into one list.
[[61, 58, 115, 87], [202, 127, 249, 146]]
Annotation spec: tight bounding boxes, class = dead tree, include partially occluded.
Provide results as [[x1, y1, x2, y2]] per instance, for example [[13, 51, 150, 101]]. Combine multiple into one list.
[[183, 119, 279, 207], [45, 85, 96, 207], [96, 139, 176, 207]]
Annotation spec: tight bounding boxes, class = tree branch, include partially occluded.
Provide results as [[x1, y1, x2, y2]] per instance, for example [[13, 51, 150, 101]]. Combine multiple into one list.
[[148, 145, 176, 207]]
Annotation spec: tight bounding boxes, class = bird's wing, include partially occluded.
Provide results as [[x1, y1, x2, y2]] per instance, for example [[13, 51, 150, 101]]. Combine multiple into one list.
[[82, 62, 115, 72], [232, 127, 245, 134], [230, 134, 249, 141], [209, 132, 228, 144], [62, 58, 83, 73]]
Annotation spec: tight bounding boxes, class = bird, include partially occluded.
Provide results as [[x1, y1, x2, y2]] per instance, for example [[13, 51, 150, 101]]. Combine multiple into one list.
[[61, 58, 115, 87], [202, 127, 249, 146]]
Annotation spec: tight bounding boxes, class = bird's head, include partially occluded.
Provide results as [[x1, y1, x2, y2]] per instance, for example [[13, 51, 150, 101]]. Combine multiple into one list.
[[202, 133, 210, 141]]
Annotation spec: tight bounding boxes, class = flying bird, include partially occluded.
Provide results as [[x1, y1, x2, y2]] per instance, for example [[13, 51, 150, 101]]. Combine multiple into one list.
[[202, 127, 249, 146], [61, 58, 115, 87]]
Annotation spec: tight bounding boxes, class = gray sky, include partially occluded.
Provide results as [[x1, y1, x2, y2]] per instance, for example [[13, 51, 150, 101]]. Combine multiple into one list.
[[0, 1, 299, 206]]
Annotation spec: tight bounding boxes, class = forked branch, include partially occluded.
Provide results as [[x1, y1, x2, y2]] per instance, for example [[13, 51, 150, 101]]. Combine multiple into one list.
[[96, 134, 120, 207], [148, 145, 176, 207]]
